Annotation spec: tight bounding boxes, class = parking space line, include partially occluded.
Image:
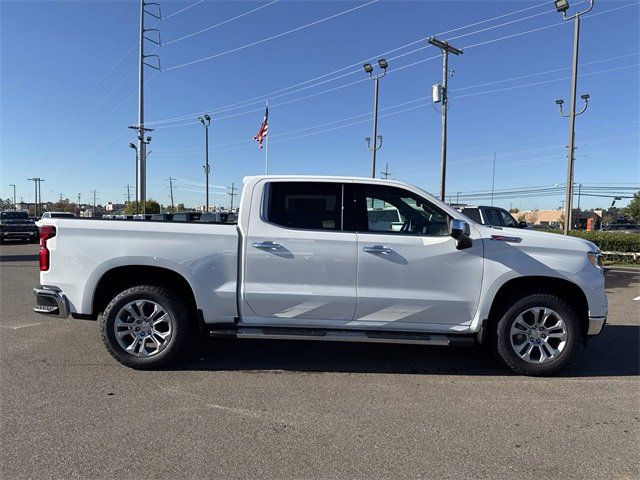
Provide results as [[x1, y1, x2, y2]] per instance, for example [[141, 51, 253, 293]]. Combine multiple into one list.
[[2, 322, 43, 330]]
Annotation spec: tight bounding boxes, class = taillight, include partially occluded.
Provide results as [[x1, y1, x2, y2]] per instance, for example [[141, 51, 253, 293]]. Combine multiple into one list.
[[39, 225, 56, 271]]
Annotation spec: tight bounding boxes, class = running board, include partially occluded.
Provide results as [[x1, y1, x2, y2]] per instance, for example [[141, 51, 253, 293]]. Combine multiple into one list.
[[209, 327, 475, 347]]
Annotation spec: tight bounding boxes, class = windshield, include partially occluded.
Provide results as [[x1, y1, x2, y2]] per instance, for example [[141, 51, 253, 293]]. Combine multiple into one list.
[[1, 212, 29, 220], [50, 213, 75, 218]]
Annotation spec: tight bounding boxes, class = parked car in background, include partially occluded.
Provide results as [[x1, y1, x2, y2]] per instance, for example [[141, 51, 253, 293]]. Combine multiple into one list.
[[0, 210, 39, 243], [150, 213, 174, 221], [198, 212, 237, 223], [171, 212, 202, 222], [453, 204, 527, 229], [602, 223, 640, 234], [41, 212, 75, 220], [367, 207, 404, 232]]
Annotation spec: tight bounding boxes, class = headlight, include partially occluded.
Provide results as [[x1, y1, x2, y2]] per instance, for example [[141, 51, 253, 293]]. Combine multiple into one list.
[[588, 251, 603, 268]]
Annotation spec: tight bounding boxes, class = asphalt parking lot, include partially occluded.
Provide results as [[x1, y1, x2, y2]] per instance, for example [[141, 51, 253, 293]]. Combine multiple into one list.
[[1, 242, 638, 480]]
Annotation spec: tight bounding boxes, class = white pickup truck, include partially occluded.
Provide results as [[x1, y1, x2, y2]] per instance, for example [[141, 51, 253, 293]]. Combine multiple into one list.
[[33, 176, 607, 375]]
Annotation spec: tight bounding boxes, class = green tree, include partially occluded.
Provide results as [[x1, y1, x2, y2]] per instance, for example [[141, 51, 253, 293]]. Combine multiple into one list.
[[621, 191, 640, 221], [124, 200, 161, 215], [49, 199, 77, 213]]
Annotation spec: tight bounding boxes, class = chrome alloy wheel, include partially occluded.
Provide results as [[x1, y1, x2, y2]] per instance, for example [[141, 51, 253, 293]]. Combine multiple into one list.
[[509, 307, 568, 364], [114, 300, 174, 358]]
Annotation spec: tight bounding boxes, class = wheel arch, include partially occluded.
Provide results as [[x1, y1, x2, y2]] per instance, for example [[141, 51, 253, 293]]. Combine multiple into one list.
[[485, 276, 589, 342], [91, 265, 198, 320]]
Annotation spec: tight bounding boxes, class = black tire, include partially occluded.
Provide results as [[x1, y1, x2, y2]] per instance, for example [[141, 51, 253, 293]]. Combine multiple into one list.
[[495, 294, 580, 376], [100, 285, 192, 369]]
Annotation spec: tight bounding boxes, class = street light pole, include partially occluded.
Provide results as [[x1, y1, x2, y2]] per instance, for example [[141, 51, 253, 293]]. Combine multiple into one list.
[[129, 143, 138, 212], [554, 0, 594, 235], [9, 184, 16, 208], [363, 59, 388, 178], [428, 36, 463, 202], [199, 114, 211, 212]]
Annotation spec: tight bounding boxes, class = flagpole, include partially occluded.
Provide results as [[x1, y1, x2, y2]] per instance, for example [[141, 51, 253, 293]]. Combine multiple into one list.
[[265, 99, 269, 175]]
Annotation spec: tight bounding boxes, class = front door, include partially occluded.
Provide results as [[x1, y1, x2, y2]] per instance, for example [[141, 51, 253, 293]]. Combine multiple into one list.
[[242, 181, 357, 323], [353, 184, 483, 331]]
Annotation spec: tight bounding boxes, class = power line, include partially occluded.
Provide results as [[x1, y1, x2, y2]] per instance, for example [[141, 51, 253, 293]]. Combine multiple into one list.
[[151, 0, 551, 124], [164, 0, 280, 45], [149, 3, 553, 125], [163, 0, 205, 20], [165, 0, 380, 71], [151, 1, 636, 128]]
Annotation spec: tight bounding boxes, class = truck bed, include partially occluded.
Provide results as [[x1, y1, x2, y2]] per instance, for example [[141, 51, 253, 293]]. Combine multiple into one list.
[[40, 218, 239, 322]]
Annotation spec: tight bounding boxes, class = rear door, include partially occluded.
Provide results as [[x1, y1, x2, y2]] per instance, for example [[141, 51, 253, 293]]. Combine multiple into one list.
[[353, 183, 484, 330], [242, 181, 357, 322]]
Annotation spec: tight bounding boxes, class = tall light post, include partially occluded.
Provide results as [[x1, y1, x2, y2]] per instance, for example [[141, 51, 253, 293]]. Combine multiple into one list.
[[363, 59, 388, 178], [199, 114, 211, 212], [554, 0, 594, 234], [9, 184, 16, 208], [129, 143, 139, 213], [428, 36, 463, 202]]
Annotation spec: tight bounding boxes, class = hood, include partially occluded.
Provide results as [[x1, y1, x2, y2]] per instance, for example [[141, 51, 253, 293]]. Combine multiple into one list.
[[475, 224, 598, 253]]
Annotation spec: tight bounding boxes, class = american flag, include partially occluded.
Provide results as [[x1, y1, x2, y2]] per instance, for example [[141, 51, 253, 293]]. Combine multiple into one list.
[[252, 106, 268, 149]]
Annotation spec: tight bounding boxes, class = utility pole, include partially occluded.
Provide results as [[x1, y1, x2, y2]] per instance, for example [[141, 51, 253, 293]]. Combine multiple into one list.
[[167, 177, 175, 211], [38, 178, 43, 216], [199, 114, 212, 212], [27, 178, 44, 217], [428, 36, 463, 202], [129, 0, 160, 215], [380, 162, 391, 179], [58, 193, 65, 202], [228, 182, 237, 211], [92, 190, 98, 218], [9, 184, 16, 208], [554, 0, 594, 235], [490, 152, 496, 206], [124, 184, 132, 203], [577, 183, 582, 212], [28, 178, 38, 217], [363, 59, 388, 178]]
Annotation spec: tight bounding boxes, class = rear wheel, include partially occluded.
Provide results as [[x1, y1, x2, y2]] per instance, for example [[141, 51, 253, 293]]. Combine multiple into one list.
[[100, 285, 192, 369], [495, 294, 580, 376]]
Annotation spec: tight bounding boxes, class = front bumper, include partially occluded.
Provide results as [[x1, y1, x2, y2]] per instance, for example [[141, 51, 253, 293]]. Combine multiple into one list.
[[33, 285, 69, 318], [587, 316, 606, 336]]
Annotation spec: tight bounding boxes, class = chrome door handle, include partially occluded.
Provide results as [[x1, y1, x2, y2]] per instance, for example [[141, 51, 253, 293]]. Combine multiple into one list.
[[252, 241, 282, 250], [362, 245, 393, 254]]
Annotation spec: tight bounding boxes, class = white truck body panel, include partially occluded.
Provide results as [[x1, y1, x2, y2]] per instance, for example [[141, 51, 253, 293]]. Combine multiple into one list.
[[41, 220, 238, 322], [38, 175, 607, 337]]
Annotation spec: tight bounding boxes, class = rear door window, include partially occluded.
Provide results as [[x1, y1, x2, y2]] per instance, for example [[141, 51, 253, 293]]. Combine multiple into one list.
[[267, 182, 342, 231]]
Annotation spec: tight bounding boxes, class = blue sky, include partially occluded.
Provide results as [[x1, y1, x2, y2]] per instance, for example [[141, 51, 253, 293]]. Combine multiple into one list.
[[1, 0, 638, 210]]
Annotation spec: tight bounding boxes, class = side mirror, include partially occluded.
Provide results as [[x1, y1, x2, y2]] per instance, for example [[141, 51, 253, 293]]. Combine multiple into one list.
[[518, 221, 528, 229], [449, 219, 472, 250]]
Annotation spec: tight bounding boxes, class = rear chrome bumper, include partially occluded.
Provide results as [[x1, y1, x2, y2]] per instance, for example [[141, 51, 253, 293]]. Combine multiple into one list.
[[33, 285, 69, 318], [587, 316, 606, 336]]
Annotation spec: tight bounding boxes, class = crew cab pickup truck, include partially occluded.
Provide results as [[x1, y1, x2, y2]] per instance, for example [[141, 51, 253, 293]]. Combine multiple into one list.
[[1, 210, 39, 243], [33, 176, 607, 375]]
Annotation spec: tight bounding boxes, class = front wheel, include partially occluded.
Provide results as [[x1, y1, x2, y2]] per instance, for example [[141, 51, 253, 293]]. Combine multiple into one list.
[[100, 285, 192, 369], [495, 294, 580, 376]]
